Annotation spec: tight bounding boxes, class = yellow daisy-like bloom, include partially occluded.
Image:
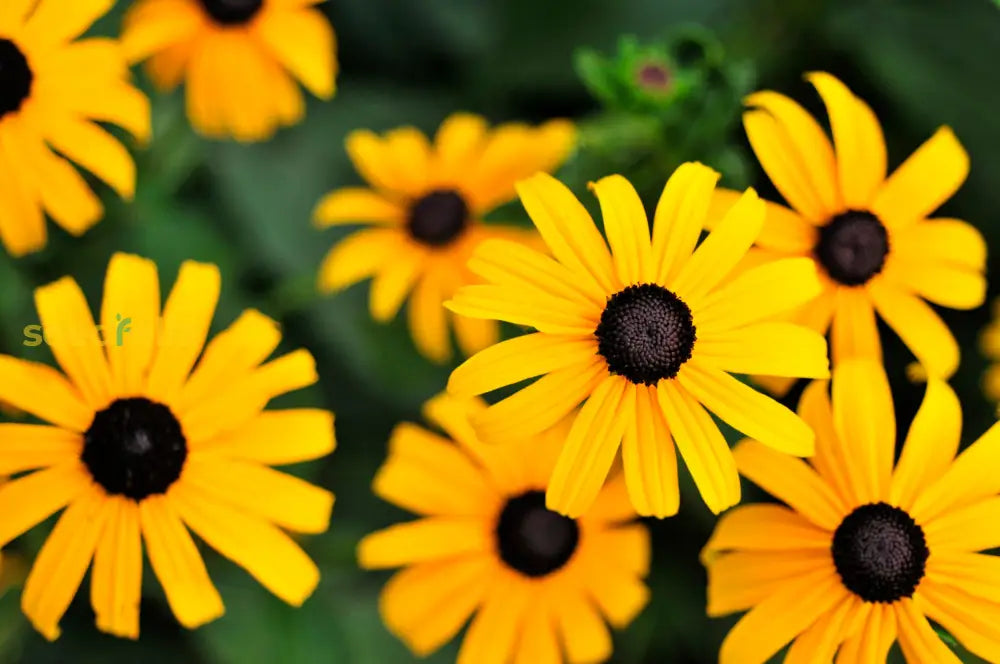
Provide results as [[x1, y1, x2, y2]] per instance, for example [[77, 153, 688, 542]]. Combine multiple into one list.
[[0, 253, 335, 640], [122, 0, 336, 142], [314, 113, 575, 362], [710, 72, 986, 394], [980, 299, 1000, 403], [358, 394, 650, 664], [448, 163, 830, 518], [0, 0, 149, 256], [704, 360, 1000, 663]]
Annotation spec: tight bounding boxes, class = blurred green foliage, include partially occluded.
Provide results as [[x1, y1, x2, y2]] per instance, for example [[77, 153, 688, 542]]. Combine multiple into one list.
[[0, 0, 996, 663]]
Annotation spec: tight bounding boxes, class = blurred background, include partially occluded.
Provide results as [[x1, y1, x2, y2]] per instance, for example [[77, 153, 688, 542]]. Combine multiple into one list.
[[0, 0, 998, 662]]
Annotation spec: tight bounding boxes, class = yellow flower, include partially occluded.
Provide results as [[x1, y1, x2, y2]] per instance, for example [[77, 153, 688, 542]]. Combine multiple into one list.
[[0, 253, 335, 640], [980, 299, 1000, 403], [710, 72, 986, 394], [314, 113, 575, 362], [122, 0, 336, 142], [358, 394, 650, 664], [703, 360, 1000, 664], [448, 163, 830, 518], [0, 0, 149, 256]]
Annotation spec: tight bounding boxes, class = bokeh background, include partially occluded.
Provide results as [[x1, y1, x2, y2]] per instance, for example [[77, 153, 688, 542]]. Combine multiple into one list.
[[0, 0, 997, 662]]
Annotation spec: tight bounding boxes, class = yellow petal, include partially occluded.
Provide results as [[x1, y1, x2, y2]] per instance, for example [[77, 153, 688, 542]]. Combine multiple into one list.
[[139, 495, 224, 628], [546, 377, 631, 517], [702, 504, 831, 558], [554, 586, 613, 664], [784, 594, 858, 664], [656, 380, 740, 514], [869, 278, 959, 379], [742, 104, 837, 223], [145, 260, 220, 403], [514, 172, 615, 295], [381, 557, 493, 657], [589, 174, 652, 287], [456, 571, 531, 664], [670, 187, 764, 305], [24, 0, 114, 47], [798, 379, 855, 507], [916, 581, 1000, 664], [358, 518, 491, 569], [650, 162, 720, 284], [895, 598, 964, 664], [0, 464, 92, 548], [0, 137, 45, 256], [101, 253, 161, 396], [872, 127, 969, 227], [706, 548, 833, 617], [678, 365, 815, 457], [513, 602, 561, 664], [807, 72, 886, 208], [452, 312, 499, 358], [448, 332, 598, 397], [621, 385, 679, 518], [198, 409, 334, 465], [911, 421, 1000, 524], [695, 257, 823, 333], [447, 283, 597, 335], [42, 116, 136, 200], [0, 424, 81, 474], [695, 321, 829, 379], [369, 247, 425, 322], [313, 188, 403, 227], [830, 285, 882, 365], [171, 483, 320, 606], [90, 497, 142, 639], [732, 440, 844, 530], [34, 277, 113, 409], [373, 422, 498, 516], [890, 378, 961, 509], [182, 455, 333, 534], [718, 568, 845, 664], [432, 113, 488, 184], [174, 309, 282, 413], [705, 188, 817, 254], [921, 496, 1000, 553], [891, 218, 986, 272], [0, 356, 92, 430], [471, 359, 606, 444], [22, 485, 108, 641], [885, 258, 986, 310], [254, 6, 336, 98], [121, 0, 205, 63], [830, 360, 895, 504], [345, 129, 425, 198]]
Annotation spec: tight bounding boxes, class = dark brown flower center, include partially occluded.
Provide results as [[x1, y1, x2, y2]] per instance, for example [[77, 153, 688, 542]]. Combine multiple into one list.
[[496, 491, 579, 577], [832, 502, 928, 603], [0, 39, 32, 118], [198, 0, 263, 25], [82, 398, 187, 500], [407, 190, 469, 247], [815, 210, 889, 286], [595, 283, 696, 385]]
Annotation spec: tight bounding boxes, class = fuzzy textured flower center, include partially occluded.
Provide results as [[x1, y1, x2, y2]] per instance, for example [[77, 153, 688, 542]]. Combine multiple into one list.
[[0, 39, 32, 118], [407, 190, 469, 247], [199, 0, 263, 25], [637, 62, 671, 92], [595, 283, 696, 385], [832, 502, 928, 603], [816, 210, 889, 286], [82, 398, 188, 501], [496, 491, 579, 577]]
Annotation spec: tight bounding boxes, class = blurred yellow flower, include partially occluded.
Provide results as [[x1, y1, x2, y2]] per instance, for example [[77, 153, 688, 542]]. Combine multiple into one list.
[[314, 113, 575, 362], [0, 253, 335, 640], [704, 361, 1000, 664], [358, 394, 649, 664], [122, 0, 336, 142], [980, 299, 1000, 404], [448, 164, 828, 518], [709, 72, 985, 394], [0, 0, 149, 256]]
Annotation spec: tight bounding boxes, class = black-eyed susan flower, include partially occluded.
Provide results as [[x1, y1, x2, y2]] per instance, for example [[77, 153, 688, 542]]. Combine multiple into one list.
[[358, 393, 650, 664], [704, 360, 1000, 663], [121, 0, 336, 142], [0, 0, 149, 256], [0, 253, 335, 640], [447, 164, 830, 518], [710, 72, 985, 394], [314, 113, 575, 362]]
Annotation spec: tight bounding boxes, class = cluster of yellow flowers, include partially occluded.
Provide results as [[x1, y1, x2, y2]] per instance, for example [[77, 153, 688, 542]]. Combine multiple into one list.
[[0, 2, 995, 663]]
